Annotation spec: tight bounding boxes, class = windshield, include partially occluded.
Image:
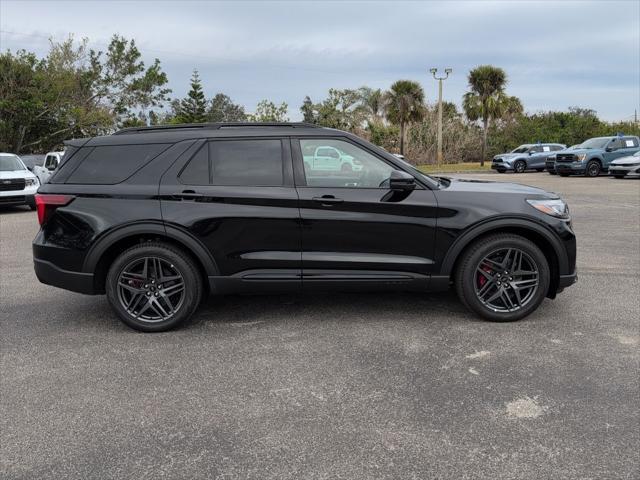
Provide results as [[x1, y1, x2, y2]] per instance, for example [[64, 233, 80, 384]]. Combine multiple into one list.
[[578, 138, 610, 149], [0, 154, 26, 171], [511, 146, 530, 153]]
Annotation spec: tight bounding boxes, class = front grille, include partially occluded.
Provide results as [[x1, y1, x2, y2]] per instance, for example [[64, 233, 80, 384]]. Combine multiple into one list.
[[556, 154, 575, 163], [0, 178, 26, 191], [0, 195, 25, 204]]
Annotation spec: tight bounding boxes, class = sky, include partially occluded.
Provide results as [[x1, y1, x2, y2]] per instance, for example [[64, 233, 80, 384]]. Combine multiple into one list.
[[1, 0, 639, 122]]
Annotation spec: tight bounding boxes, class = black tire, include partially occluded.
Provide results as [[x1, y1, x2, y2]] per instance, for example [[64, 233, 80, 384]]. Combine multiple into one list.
[[613, 175, 625, 179], [548, 171, 557, 175], [513, 160, 526, 173], [585, 160, 600, 177], [536, 168, 544, 172], [455, 234, 550, 322], [559, 173, 570, 177], [106, 242, 203, 332]]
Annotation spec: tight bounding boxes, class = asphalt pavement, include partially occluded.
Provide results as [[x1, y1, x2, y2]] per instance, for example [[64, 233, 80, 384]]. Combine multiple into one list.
[[1, 173, 638, 479]]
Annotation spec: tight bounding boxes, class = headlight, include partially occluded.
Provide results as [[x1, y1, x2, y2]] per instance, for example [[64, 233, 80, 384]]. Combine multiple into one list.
[[526, 198, 570, 219], [575, 154, 587, 162], [25, 178, 39, 186]]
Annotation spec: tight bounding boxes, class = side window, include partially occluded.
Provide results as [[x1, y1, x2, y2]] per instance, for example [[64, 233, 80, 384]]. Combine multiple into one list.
[[542, 146, 551, 152], [609, 138, 625, 149], [211, 139, 283, 186], [179, 145, 209, 184], [623, 137, 639, 148], [44, 155, 56, 169], [66, 144, 167, 184], [300, 138, 395, 188], [552, 145, 564, 151]]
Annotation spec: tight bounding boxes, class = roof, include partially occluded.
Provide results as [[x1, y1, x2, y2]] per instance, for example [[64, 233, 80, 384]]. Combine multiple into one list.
[[66, 122, 344, 147]]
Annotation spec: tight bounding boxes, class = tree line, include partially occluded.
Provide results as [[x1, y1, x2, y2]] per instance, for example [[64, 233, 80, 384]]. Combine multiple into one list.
[[1, 35, 638, 163]]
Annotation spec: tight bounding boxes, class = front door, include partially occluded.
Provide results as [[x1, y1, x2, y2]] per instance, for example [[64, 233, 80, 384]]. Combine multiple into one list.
[[160, 137, 301, 292], [293, 137, 438, 291], [603, 137, 640, 167]]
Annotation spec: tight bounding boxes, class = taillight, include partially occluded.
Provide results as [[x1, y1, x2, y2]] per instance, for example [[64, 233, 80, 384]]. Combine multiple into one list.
[[35, 194, 75, 226]]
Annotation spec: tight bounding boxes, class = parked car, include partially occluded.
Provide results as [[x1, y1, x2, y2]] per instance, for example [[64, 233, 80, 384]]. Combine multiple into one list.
[[33, 122, 577, 332], [608, 150, 640, 178], [19, 154, 46, 172], [546, 145, 580, 175], [492, 143, 566, 173], [303, 144, 363, 172], [33, 151, 64, 184], [0, 153, 39, 210], [554, 135, 640, 177]]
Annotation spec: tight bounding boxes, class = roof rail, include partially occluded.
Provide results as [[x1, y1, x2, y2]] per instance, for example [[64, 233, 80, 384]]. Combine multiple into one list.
[[112, 122, 321, 135]]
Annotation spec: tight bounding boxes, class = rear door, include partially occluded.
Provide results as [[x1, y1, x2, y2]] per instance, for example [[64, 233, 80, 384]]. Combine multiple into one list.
[[293, 137, 438, 290], [159, 137, 301, 292]]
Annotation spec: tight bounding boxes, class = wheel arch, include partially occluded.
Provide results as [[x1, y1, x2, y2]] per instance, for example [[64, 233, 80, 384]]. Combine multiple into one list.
[[84, 222, 218, 294], [441, 218, 567, 298]]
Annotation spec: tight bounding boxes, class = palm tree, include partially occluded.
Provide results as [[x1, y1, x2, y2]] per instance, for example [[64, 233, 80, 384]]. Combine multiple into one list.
[[359, 87, 384, 123], [462, 65, 508, 165], [384, 80, 425, 155]]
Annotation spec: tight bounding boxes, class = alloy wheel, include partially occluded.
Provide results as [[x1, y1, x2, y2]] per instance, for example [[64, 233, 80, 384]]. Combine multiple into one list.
[[514, 161, 526, 173], [474, 248, 539, 313], [117, 256, 186, 323]]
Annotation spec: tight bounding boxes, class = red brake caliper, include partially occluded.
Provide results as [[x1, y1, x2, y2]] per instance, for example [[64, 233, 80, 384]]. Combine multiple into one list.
[[478, 265, 492, 288]]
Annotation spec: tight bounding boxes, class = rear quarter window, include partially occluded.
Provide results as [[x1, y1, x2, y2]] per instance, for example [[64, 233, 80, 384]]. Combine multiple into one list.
[[66, 144, 167, 184]]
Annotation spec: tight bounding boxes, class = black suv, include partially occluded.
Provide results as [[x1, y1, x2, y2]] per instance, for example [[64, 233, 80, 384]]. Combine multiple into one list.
[[33, 123, 577, 332]]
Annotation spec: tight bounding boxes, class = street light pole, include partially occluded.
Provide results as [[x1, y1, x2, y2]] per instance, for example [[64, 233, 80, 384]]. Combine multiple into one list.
[[429, 68, 452, 167]]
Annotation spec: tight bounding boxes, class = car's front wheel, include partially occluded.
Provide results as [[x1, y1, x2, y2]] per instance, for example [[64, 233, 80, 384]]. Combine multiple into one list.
[[514, 160, 526, 173], [455, 234, 550, 322], [585, 160, 601, 177], [106, 242, 203, 332]]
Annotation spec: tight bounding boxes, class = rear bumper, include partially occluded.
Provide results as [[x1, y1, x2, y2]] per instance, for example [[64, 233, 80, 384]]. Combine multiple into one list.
[[33, 258, 96, 294], [558, 270, 578, 290]]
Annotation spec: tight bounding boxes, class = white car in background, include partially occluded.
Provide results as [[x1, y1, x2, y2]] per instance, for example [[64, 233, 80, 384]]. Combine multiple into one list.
[[608, 150, 640, 178], [33, 150, 64, 185], [0, 153, 40, 210]]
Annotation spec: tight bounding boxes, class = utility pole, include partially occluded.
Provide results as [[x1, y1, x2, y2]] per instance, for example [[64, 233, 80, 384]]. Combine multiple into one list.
[[429, 68, 452, 167]]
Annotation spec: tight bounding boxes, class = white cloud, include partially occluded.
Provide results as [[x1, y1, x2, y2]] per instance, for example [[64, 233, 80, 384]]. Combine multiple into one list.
[[1, 0, 638, 121]]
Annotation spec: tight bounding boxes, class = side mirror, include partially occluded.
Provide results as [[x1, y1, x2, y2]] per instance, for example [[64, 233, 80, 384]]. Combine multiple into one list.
[[389, 170, 416, 191], [605, 147, 614, 152], [27, 166, 33, 171]]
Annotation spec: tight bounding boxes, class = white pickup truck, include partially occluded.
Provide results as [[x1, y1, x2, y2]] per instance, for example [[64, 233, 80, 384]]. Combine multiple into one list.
[[33, 151, 64, 184]]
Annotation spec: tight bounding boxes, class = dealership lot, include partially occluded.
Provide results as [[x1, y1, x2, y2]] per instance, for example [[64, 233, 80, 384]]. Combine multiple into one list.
[[1, 174, 638, 479]]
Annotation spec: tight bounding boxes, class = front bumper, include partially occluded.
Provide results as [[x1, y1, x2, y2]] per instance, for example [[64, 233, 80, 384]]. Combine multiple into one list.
[[609, 165, 640, 177], [0, 192, 36, 207], [491, 162, 512, 171], [555, 162, 585, 175]]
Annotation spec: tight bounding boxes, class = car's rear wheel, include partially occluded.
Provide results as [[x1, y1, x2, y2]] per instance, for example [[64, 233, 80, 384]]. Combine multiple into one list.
[[559, 173, 570, 177], [585, 160, 600, 177], [455, 234, 550, 322], [106, 242, 203, 332], [514, 160, 526, 173]]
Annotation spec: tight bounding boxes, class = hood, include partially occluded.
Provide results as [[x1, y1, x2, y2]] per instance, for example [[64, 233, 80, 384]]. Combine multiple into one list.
[[558, 148, 591, 155], [0, 169, 36, 179], [439, 177, 557, 198], [611, 155, 640, 165], [493, 153, 523, 160]]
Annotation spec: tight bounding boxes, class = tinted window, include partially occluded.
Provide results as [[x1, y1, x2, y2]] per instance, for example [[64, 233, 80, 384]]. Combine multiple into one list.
[[179, 145, 209, 184], [551, 145, 564, 151], [300, 138, 395, 188], [210, 140, 283, 186], [67, 144, 166, 184], [45, 155, 57, 169]]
